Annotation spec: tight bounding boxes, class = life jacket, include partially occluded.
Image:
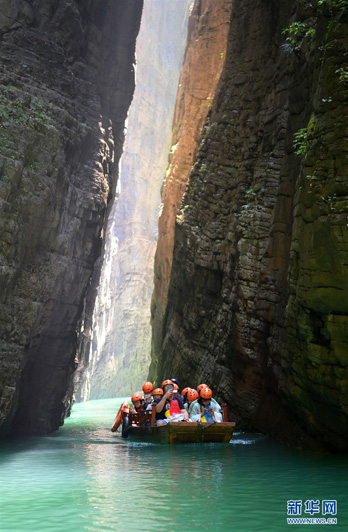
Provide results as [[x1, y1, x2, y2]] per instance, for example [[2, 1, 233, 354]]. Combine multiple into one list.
[[170, 398, 182, 415], [164, 398, 182, 417]]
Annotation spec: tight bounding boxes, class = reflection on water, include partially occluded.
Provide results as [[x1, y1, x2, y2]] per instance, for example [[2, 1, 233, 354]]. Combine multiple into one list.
[[0, 398, 347, 531]]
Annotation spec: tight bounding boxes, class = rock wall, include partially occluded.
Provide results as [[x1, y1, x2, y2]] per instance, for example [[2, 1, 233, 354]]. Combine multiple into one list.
[[76, 0, 192, 400], [0, 0, 143, 435], [151, 0, 348, 452], [151, 0, 233, 374]]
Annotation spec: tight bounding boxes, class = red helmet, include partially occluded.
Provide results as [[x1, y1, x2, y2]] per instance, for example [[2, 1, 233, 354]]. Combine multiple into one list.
[[142, 381, 153, 393], [131, 392, 143, 403], [153, 388, 163, 396], [162, 379, 174, 389], [199, 386, 212, 400], [187, 389, 198, 403], [181, 387, 191, 397], [197, 383, 208, 392]]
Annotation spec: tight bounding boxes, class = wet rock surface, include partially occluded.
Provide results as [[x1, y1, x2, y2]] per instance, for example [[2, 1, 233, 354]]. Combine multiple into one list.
[[152, 0, 348, 451], [0, 0, 143, 435]]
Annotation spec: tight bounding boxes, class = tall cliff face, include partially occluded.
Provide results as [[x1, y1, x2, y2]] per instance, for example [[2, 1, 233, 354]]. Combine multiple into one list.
[[151, 0, 233, 374], [0, 0, 143, 435], [152, 0, 348, 452], [76, 0, 191, 400]]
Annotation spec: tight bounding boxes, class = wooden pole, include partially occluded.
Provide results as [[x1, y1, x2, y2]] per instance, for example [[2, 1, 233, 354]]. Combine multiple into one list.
[[222, 403, 228, 422]]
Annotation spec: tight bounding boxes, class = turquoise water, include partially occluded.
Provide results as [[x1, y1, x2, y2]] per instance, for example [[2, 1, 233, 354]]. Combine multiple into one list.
[[0, 398, 347, 532]]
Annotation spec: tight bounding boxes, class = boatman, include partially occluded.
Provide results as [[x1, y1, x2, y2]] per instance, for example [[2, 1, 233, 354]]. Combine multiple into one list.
[[155, 380, 189, 426]]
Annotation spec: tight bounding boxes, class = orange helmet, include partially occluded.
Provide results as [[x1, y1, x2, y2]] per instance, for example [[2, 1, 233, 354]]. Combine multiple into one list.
[[199, 386, 212, 400], [153, 388, 163, 396], [197, 383, 208, 392], [187, 389, 198, 403], [162, 379, 174, 389], [173, 383, 179, 390], [131, 392, 143, 403], [142, 381, 153, 393], [181, 387, 191, 397]]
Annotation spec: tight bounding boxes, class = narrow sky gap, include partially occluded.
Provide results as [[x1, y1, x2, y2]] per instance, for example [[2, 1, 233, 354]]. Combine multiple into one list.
[[79, 0, 192, 400]]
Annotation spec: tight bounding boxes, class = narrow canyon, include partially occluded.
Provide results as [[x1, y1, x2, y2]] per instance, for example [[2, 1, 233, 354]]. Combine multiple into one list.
[[0, 0, 347, 451]]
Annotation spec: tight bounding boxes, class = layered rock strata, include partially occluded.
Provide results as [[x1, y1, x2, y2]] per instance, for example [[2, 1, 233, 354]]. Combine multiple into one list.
[[76, 0, 192, 400], [0, 0, 143, 435], [151, 0, 233, 374], [151, 0, 348, 451]]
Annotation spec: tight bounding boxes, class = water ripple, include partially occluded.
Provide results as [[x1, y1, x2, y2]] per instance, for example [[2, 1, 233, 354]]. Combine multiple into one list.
[[1, 398, 347, 531]]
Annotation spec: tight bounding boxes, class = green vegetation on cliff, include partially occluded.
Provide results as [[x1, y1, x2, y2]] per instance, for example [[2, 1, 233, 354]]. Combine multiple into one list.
[[152, 0, 348, 451]]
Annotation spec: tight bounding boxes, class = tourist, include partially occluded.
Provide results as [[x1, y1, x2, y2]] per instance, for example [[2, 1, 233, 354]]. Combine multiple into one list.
[[152, 388, 164, 401], [129, 392, 145, 414], [142, 381, 154, 410], [155, 379, 189, 425], [186, 388, 198, 408], [171, 378, 184, 401], [181, 387, 191, 409], [189, 383, 220, 415], [189, 387, 222, 422]]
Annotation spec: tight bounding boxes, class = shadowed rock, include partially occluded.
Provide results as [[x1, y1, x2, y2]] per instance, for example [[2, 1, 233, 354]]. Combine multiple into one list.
[[0, 0, 143, 436], [151, 0, 348, 452]]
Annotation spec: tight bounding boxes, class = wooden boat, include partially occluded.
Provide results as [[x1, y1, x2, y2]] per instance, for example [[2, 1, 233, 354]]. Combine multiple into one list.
[[112, 404, 235, 444]]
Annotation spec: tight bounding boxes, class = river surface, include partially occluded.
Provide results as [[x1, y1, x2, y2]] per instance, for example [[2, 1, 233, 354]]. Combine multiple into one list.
[[0, 398, 347, 531]]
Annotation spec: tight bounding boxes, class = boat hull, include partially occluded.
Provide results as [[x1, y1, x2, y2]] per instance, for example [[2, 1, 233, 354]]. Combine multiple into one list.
[[124, 421, 235, 444]]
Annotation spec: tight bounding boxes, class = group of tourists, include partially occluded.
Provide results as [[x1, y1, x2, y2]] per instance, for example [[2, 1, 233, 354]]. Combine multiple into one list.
[[129, 379, 223, 425]]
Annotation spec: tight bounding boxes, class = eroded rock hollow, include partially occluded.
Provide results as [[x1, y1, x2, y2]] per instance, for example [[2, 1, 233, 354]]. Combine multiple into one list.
[[0, 0, 143, 436]]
